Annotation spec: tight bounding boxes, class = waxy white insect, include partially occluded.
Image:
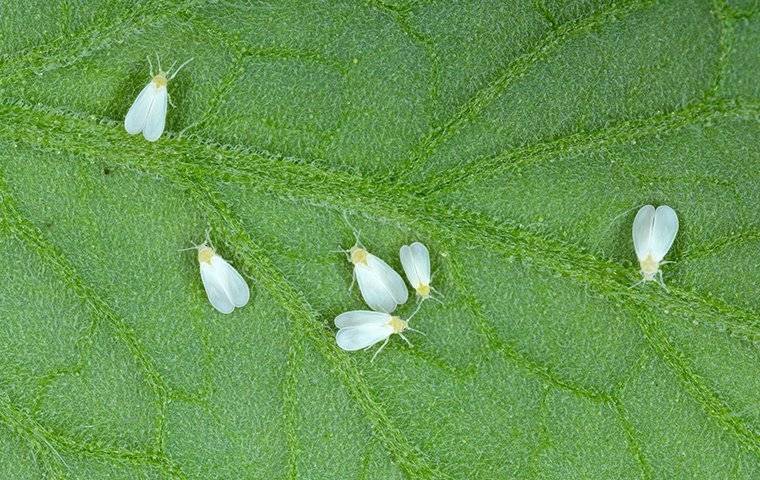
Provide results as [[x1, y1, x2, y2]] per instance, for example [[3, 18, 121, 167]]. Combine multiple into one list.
[[345, 240, 408, 313], [399, 242, 434, 301], [187, 232, 250, 314], [334, 308, 422, 361], [632, 204, 679, 287], [125, 55, 193, 142]]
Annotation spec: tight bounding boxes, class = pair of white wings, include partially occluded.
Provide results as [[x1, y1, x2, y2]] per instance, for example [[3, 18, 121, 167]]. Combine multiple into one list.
[[124, 81, 168, 142], [335, 311, 393, 351], [200, 255, 250, 314], [632, 205, 679, 262], [355, 254, 408, 313], [399, 242, 431, 289]]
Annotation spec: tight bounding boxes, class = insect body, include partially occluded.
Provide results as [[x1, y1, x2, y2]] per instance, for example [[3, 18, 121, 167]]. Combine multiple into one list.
[[191, 234, 250, 314], [399, 242, 433, 300], [348, 243, 408, 313], [125, 56, 193, 142], [334, 310, 418, 361], [632, 204, 679, 287]]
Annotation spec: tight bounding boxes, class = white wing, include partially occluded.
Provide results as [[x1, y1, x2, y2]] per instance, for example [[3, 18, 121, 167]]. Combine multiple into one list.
[[399, 244, 420, 288], [400, 242, 430, 288], [335, 310, 390, 328], [410, 242, 431, 285], [355, 253, 408, 313], [142, 85, 168, 142], [366, 253, 408, 304], [213, 256, 250, 308], [355, 265, 398, 313], [336, 324, 393, 351], [200, 261, 235, 314], [124, 82, 157, 135], [632, 205, 656, 261], [650, 205, 678, 262]]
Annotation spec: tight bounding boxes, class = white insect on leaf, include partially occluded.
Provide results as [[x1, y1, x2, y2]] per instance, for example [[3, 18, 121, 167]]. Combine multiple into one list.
[[185, 230, 250, 314], [632, 204, 679, 288], [346, 240, 408, 313], [337, 216, 408, 313], [399, 241, 439, 302], [125, 54, 193, 142], [334, 306, 423, 361]]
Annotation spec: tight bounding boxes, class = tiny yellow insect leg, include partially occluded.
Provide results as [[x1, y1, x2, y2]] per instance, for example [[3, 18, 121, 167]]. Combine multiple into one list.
[[630, 280, 644, 289], [398, 333, 413, 348], [371, 337, 391, 362], [657, 270, 668, 291], [406, 326, 426, 336], [406, 302, 423, 321]]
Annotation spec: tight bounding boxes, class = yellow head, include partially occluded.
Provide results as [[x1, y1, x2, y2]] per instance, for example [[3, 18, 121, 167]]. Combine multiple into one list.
[[388, 316, 407, 334], [415, 283, 431, 298], [349, 246, 368, 266], [152, 73, 168, 88], [198, 246, 215, 264]]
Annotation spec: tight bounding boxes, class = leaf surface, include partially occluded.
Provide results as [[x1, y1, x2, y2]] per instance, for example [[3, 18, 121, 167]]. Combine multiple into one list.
[[0, 1, 759, 478]]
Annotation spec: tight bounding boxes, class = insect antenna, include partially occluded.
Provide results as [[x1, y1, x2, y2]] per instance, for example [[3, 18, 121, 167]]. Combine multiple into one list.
[[340, 211, 363, 247], [429, 285, 445, 304], [657, 270, 669, 291], [169, 58, 194, 80], [204, 226, 215, 249]]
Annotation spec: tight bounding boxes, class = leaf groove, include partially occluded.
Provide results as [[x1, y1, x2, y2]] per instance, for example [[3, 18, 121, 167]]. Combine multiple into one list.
[[0, 99, 757, 347], [611, 397, 654, 480], [0, 395, 186, 479], [633, 312, 760, 455], [419, 97, 760, 195], [0, 168, 181, 471], [0, 0, 203, 90], [177, 176, 453, 479], [681, 227, 760, 261], [446, 251, 613, 402], [395, 0, 654, 180]]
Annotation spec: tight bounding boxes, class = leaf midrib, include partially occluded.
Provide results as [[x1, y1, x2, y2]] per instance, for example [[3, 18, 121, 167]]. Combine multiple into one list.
[[0, 99, 757, 345], [1, 98, 759, 462], [0, 0, 757, 476]]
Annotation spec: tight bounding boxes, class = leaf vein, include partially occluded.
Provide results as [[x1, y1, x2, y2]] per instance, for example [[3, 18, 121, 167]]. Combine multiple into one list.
[[395, 0, 654, 181], [0, 168, 179, 468], [1, 99, 757, 348], [178, 176, 454, 480], [420, 97, 759, 195]]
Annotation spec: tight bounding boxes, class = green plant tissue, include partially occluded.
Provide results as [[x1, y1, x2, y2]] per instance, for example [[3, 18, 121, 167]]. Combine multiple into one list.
[[0, 0, 759, 479]]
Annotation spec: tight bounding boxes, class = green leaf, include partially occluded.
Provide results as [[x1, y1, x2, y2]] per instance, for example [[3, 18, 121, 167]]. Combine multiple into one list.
[[1, 0, 759, 478]]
